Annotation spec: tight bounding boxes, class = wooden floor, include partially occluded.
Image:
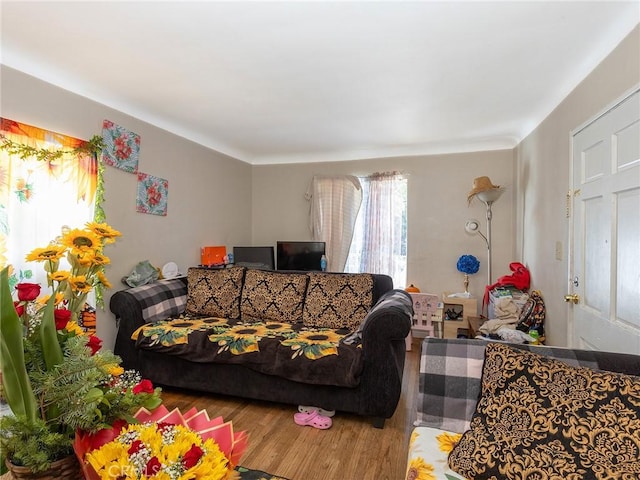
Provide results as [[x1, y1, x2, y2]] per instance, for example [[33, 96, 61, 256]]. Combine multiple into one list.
[[160, 338, 421, 480]]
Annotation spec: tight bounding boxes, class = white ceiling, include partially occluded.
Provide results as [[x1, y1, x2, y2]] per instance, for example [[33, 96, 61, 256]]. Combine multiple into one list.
[[1, 1, 638, 165]]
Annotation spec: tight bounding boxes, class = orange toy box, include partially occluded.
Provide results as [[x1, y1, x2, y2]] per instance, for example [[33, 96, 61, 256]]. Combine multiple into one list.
[[201, 246, 227, 266]]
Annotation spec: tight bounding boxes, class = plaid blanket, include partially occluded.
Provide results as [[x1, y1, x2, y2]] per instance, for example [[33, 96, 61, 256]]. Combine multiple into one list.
[[124, 278, 187, 323], [415, 337, 600, 433]]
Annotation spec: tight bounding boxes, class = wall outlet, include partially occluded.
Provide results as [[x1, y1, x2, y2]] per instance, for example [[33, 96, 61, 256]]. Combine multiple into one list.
[[555, 241, 563, 261]]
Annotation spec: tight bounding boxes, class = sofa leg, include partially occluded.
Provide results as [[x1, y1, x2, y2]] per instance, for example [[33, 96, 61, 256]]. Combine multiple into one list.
[[372, 417, 385, 429]]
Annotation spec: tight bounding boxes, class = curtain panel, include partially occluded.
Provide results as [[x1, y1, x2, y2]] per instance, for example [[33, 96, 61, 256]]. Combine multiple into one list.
[[308, 175, 362, 272], [0, 118, 96, 288], [345, 171, 407, 288]]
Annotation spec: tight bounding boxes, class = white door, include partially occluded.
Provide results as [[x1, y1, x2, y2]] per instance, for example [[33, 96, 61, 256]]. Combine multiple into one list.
[[570, 88, 640, 354]]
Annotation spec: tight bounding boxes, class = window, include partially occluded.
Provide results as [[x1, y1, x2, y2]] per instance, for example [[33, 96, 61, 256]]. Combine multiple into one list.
[[0, 118, 97, 288], [344, 172, 407, 288]]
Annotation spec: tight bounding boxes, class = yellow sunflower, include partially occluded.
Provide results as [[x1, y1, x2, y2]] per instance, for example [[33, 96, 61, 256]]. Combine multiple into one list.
[[262, 322, 294, 336], [64, 321, 85, 336], [76, 251, 96, 266], [85, 222, 122, 244], [37, 292, 66, 307], [69, 275, 93, 293], [25, 244, 66, 262], [409, 429, 420, 447], [60, 228, 102, 253], [97, 271, 112, 289], [106, 364, 124, 376], [49, 270, 70, 282], [210, 323, 270, 355], [405, 457, 436, 480], [91, 253, 111, 266], [436, 431, 462, 453], [281, 329, 342, 360]]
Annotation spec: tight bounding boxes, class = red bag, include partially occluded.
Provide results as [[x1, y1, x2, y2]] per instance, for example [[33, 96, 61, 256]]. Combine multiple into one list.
[[483, 262, 531, 313]]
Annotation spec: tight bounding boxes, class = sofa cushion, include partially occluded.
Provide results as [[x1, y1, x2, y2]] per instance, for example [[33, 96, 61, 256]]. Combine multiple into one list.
[[240, 270, 309, 323], [120, 278, 187, 323], [185, 266, 245, 319], [302, 273, 374, 330], [448, 343, 640, 479], [415, 337, 601, 434], [406, 427, 465, 480]]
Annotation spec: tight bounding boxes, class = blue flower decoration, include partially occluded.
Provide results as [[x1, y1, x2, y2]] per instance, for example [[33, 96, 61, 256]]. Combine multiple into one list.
[[457, 255, 480, 275]]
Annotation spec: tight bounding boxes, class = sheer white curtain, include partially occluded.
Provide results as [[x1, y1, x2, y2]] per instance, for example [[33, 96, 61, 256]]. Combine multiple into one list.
[[345, 172, 407, 287], [308, 175, 362, 272], [0, 119, 96, 288]]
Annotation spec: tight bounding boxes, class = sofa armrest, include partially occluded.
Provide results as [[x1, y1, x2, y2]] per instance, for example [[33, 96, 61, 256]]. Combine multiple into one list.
[[110, 277, 187, 369], [345, 289, 412, 421]]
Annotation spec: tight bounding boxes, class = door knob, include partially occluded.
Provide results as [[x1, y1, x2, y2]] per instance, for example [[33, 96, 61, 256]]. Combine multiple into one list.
[[564, 294, 580, 304]]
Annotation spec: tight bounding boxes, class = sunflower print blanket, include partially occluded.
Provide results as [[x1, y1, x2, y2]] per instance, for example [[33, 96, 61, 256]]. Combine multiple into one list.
[[132, 316, 364, 387]]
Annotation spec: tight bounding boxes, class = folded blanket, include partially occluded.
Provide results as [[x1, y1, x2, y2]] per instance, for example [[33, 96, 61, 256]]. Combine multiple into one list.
[[343, 289, 412, 345]]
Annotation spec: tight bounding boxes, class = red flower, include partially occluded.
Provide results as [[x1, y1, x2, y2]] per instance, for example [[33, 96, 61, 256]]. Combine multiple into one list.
[[182, 444, 204, 469], [16, 282, 40, 301], [144, 456, 161, 476], [74, 419, 128, 454], [54, 309, 72, 330], [14, 301, 24, 317], [128, 439, 143, 455], [132, 379, 154, 394], [87, 335, 102, 355], [146, 185, 161, 206]]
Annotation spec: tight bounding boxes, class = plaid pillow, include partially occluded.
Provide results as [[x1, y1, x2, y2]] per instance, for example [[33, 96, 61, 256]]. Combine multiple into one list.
[[415, 338, 600, 433], [123, 278, 187, 323]]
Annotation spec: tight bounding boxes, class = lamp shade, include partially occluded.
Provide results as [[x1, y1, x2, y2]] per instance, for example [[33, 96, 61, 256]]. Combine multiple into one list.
[[465, 219, 481, 234], [476, 188, 504, 203]]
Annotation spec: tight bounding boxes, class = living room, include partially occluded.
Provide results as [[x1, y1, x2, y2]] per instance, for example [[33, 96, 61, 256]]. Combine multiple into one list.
[[1, 2, 639, 479], [2, 3, 637, 353]]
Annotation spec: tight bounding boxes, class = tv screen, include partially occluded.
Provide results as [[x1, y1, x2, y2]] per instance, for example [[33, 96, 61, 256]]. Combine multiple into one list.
[[277, 241, 326, 271], [233, 246, 275, 270]]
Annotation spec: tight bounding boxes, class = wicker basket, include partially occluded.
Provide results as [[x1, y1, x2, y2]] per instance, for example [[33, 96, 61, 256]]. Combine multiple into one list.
[[4, 455, 82, 480]]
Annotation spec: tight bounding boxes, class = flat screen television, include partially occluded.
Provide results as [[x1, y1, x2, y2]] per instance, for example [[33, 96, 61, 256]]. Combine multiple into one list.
[[276, 241, 326, 271], [233, 246, 275, 270]]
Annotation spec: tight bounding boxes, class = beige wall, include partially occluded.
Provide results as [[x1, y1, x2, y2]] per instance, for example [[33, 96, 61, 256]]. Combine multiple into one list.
[[252, 150, 516, 305], [1, 66, 254, 348], [2, 24, 636, 350], [516, 25, 639, 347]]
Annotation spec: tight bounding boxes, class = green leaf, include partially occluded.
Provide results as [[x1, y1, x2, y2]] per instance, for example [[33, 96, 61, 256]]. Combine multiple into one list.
[[0, 267, 38, 422], [84, 387, 103, 403], [39, 292, 63, 370]]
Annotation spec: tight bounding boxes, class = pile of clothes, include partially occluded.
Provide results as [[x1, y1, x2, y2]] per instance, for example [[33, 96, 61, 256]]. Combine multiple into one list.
[[479, 263, 546, 344]]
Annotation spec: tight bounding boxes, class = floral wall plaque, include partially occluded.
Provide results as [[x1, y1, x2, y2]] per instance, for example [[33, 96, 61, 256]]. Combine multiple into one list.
[[136, 172, 168, 216], [101, 119, 140, 173]]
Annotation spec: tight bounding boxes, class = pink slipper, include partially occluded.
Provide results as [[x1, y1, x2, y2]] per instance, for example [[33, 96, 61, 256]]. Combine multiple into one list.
[[298, 405, 335, 417], [293, 410, 332, 429]]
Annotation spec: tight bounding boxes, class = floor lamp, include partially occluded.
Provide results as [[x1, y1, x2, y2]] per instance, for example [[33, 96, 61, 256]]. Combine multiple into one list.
[[465, 188, 503, 286]]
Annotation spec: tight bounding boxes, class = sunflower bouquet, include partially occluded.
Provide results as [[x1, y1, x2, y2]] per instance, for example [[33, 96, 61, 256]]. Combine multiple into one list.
[[0, 223, 163, 474], [77, 405, 248, 480], [25, 222, 122, 325]]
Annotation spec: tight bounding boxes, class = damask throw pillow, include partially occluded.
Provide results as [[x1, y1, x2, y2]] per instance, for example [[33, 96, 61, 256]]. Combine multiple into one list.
[[448, 343, 640, 479], [185, 266, 245, 319], [302, 273, 374, 330], [240, 270, 309, 323]]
